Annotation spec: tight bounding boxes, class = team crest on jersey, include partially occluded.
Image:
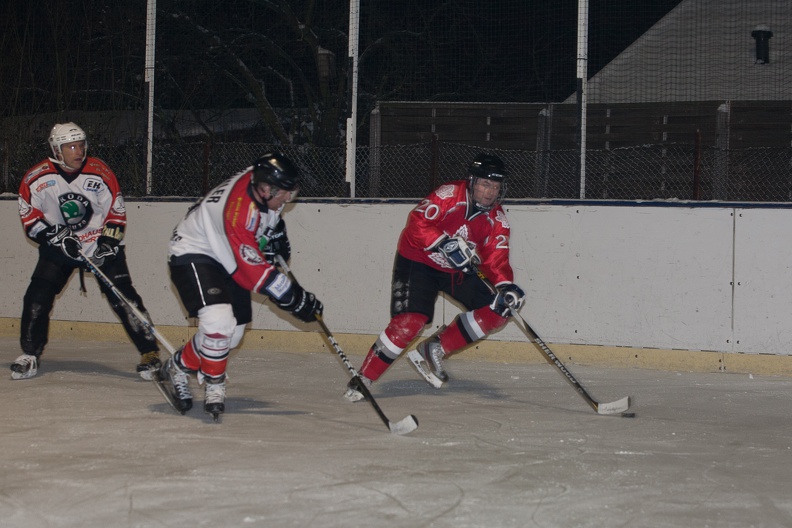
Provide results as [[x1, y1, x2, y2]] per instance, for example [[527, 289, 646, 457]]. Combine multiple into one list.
[[453, 225, 471, 241], [239, 244, 264, 265], [495, 209, 509, 229], [435, 185, 455, 200], [111, 193, 126, 215], [428, 252, 452, 268], [18, 197, 32, 218], [58, 193, 93, 230]]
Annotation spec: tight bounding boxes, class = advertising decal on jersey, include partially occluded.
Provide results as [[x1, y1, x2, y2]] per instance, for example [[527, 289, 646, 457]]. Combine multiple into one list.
[[82, 177, 104, 193], [245, 203, 258, 232], [36, 179, 57, 192], [24, 163, 49, 184], [58, 193, 93, 230], [264, 272, 291, 301]]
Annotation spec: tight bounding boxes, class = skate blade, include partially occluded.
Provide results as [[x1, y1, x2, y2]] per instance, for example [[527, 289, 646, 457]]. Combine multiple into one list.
[[406, 350, 444, 389], [152, 373, 187, 415], [10, 371, 37, 380]]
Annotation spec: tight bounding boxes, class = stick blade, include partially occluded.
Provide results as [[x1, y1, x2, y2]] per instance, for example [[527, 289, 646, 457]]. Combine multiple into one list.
[[389, 414, 419, 435], [596, 396, 631, 415]]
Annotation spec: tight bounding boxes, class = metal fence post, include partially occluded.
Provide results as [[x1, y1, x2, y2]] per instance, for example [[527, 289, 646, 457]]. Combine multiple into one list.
[[693, 129, 702, 200], [369, 105, 381, 198], [714, 102, 731, 200], [535, 106, 552, 197]]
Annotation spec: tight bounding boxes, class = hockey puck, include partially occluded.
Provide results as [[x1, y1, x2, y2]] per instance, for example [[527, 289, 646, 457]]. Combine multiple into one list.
[[621, 412, 636, 418]]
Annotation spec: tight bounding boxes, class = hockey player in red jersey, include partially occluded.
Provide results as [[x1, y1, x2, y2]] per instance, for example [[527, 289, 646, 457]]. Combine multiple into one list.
[[344, 153, 526, 401], [12, 122, 161, 380], [163, 152, 323, 419]]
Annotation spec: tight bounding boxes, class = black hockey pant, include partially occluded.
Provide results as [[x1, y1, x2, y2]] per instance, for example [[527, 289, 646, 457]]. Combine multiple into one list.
[[20, 247, 158, 357]]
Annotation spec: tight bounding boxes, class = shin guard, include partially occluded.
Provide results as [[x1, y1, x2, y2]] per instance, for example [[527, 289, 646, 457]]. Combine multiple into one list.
[[438, 307, 508, 355], [359, 312, 428, 381]]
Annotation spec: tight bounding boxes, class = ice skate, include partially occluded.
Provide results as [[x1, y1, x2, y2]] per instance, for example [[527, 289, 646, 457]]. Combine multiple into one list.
[[10, 353, 39, 380], [406, 349, 444, 388], [343, 375, 372, 402], [156, 357, 193, 414], [416, 337, 449, 383], [136, 351, 162, 381], [204, 378, 226, 422]]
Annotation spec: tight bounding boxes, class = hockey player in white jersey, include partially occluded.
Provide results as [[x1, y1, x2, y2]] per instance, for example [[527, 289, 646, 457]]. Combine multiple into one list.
[[163, 152, 323, 420], [13, 122, 161, 380]]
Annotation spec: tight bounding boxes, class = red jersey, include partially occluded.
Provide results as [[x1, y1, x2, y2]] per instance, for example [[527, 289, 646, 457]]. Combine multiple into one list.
[[168, 168, 291, 299], [397, 180, 514, 286], [18, 157, 127, 253]]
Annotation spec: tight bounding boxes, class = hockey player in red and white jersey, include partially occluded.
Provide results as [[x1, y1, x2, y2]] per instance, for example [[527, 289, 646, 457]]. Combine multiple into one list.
[[163, 152, 323, 419], [344, 153, 526, 401], [12, 122, 160, 380]]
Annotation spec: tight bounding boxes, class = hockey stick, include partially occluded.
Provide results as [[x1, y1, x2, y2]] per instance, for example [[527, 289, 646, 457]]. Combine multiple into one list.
[[474, 264, 632, 416], [275, 255, 419, 435], [78, 249, 184, 413], [78, 248, 177, 355]]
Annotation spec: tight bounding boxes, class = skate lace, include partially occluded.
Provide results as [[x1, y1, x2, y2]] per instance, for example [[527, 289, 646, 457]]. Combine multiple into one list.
[[421, 340, 444, 364], [205, 382, 226, 404], [169, 365, 192, 400], [428, 343, 444, 363]]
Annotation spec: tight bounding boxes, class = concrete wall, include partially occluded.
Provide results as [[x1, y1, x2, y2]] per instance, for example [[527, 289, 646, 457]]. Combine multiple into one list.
[[2, 198, 791, 373]]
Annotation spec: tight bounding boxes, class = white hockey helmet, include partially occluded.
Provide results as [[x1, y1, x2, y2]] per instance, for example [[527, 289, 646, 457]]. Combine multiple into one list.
[[48, 122, 87, 158]]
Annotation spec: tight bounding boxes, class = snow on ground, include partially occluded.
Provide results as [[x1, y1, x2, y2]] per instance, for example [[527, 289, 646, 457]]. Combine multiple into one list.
[[1, 337, 790, 528]]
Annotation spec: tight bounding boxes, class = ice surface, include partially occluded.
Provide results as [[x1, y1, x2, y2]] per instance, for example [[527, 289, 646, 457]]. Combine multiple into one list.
[[1, 337, 790, 527]]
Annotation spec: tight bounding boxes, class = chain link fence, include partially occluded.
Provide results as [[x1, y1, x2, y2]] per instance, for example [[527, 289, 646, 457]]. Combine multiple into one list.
[[2, 140, 791, 202]]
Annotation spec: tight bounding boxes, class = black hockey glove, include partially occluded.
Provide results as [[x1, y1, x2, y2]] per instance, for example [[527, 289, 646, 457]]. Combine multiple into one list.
[[91, 236, 120, 267], [44, 225, 82, 261], [275, 283, 323, 323], [490, 283, 526, 317], [437, 236, 477, 273], [262, 219, 291, 264]]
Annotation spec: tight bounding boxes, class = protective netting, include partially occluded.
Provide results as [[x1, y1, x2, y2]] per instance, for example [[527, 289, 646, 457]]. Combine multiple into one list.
[[1, 0, 790, 201], [5, 140, 789, 202]]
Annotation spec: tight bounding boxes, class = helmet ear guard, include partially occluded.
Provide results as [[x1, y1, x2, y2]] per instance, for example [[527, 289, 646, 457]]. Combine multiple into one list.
[[48, 122, 87, 159]]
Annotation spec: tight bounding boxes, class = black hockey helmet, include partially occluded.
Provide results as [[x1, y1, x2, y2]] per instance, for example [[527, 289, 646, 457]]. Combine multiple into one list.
[[251, 152, 301, 192], [468, 153, 506, 183], [468, 153, 507, 210]]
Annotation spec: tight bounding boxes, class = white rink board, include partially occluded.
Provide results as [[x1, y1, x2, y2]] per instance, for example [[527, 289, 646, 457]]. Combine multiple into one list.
[[1, 198, 791, 356], [733, 208, 792, 354], [503, 205, 735, 352]]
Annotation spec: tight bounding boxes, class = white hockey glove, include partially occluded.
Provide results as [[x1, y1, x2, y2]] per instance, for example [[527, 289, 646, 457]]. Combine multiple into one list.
[[490, 283, 526, 317], [437, 236, 477, 273]]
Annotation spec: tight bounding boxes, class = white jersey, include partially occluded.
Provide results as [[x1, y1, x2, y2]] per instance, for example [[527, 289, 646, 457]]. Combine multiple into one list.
[[169, 168, 286, 295], [18, 157, 127, 254]]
